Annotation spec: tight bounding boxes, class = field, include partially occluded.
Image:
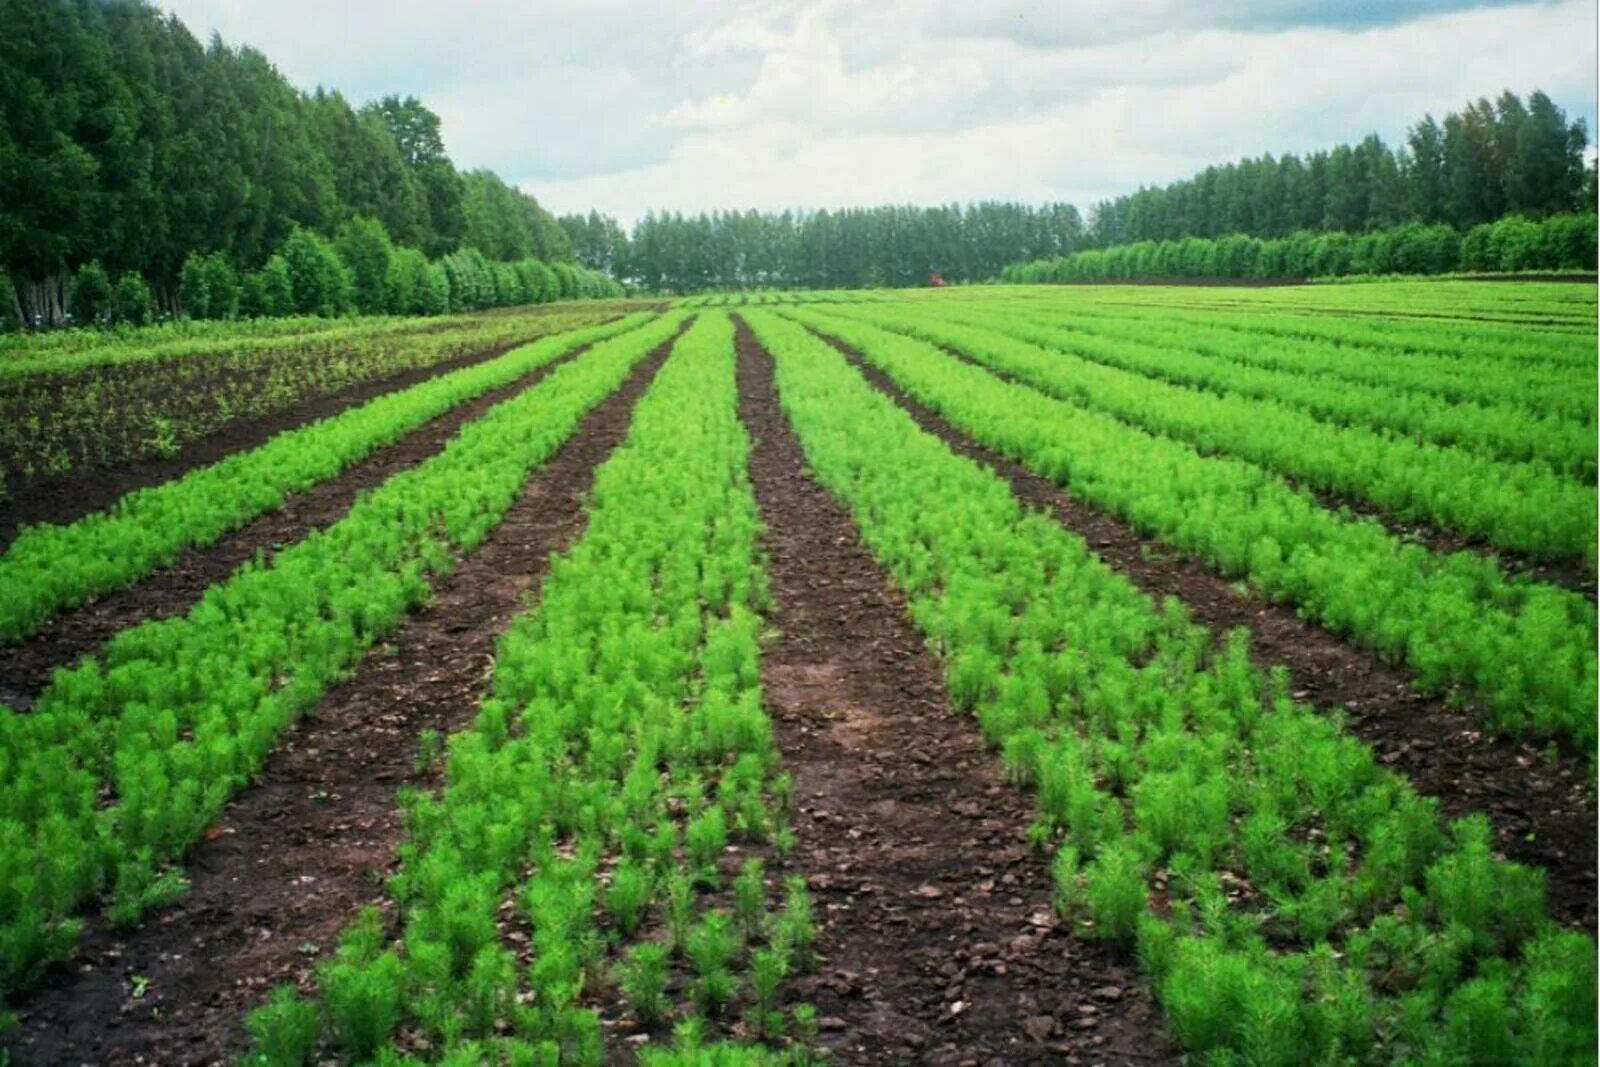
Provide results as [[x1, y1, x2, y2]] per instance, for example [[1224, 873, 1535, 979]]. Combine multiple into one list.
[[0, 282, 1593, 1065]]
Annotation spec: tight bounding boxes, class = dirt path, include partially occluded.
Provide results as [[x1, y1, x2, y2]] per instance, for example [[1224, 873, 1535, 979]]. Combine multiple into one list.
[[735, 321, 1172, 1065], [811, 330, 1597, 937], [0, 323, 607, 550], [0, 336, 677, 1067], [0, 337, 606, 709]]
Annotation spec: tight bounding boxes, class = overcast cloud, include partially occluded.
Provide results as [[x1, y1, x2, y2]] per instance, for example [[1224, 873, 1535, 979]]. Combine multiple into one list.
[[162, 0, 1597, 224]]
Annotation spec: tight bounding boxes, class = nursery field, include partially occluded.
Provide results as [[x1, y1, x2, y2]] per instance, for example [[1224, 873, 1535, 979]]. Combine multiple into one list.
[[0, 282, 1594, 1065]]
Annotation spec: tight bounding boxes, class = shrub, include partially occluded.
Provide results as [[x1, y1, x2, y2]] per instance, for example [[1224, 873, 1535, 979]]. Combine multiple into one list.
[[336, 216, 395, 314], [68, 260, 112, 327], [243, 985, 320, 1066], [282, 227, 353, 317], [109, 272, 155, 326]]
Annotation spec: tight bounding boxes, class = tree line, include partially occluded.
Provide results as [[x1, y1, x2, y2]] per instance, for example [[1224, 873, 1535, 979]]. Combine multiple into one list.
[[1087, 90, 1593, 247], [1002, 213, 1598, 283], [0, 0, 586, 327], [557, 89, 1593, 293], [557, 204, 1087, 293]]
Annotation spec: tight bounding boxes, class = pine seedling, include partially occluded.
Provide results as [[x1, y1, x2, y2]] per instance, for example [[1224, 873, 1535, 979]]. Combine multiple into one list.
[[748, 946, 790, 1038], [606, 859, 655, 936], [686, 912, 741, 1014], [666, 871, 695, 956], [686, 806, 728, 886], [733, 859, 766, 941], [1084, 842, 1147, 942], [320, 950, 404, 1061], [243, 984, 320, 1066], [773, 877, 815, 970], [620, 941, 671, 1027], [415, 728, 444, 773]]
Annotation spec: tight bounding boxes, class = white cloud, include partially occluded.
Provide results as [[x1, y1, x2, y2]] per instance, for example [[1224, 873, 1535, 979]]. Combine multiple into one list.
[[160, 0, 1597, 225]]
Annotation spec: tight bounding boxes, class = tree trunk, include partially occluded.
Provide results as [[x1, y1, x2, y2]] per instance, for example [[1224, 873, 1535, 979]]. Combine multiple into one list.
[[5, 276, 25, 330], [16, 273, 71, 329]]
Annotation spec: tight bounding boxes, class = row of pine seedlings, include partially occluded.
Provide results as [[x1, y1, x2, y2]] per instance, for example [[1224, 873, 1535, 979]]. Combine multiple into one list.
[[0, 314, 651, 643], [741, 308, 1593, 1065], [773, 305, 1595, 753], [245, 312, 817, 1065], [0, 313, 684, 992]]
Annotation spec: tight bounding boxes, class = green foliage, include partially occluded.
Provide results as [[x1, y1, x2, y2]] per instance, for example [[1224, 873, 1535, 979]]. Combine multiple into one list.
[[685, 806, 729, 883], [67, 261, 111, 326], [787, 305, 1596, 750], [243, 985, 321, 1067], [238, 256, 295, 318], [321, 950, 404, 1060], [899, 292, 1594, 479], [179, 253, 241, 320], [0, 7, 591, 327], [733, 859, 766, 940], [666, 871, 695, 957], [687, 912, 742, 1015], [772, 877, 815, 970], [280, 313, 809, 1056], [109, 272, 154, 326], [0, 314, 685, 993], [0, 312, 639, 644], [606, 858, 655, 936], [1083, 843, 1147, 942], [0, 275, 19, 332], [335, 217, 395, 314], [620, 942, 671, 1027], [282, 228, 353, 317], [1004, 213, 1597, 283], [747, 946, 790, 1038]]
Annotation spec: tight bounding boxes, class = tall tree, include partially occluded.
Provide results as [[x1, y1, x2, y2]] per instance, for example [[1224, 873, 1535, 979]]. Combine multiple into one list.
[[362, 95, 465, 257]]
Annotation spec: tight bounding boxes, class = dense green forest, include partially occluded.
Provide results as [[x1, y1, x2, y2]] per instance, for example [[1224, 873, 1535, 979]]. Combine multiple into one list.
[[1003, 212, 1597, 283], [558, 204, 1087, 293], [1086, 90, 1593, 245], [0, 0, 593, 326], [559, 90, 1594, 292]]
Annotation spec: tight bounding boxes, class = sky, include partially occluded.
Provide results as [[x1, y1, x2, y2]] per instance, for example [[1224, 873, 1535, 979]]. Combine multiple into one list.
[[161, 0, 1597, 225]]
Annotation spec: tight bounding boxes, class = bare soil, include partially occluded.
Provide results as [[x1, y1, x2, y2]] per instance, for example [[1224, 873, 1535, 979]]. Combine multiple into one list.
[[0, 336, 600, 709], [735, 319, 1174, 1065], [814, 330, 1597, 937], [0, 336, 677, 1067]]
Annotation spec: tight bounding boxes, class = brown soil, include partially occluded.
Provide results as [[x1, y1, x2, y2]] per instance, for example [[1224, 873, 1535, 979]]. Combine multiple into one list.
[[0, 336, 603, 710], [735, 319, 1174, 1065], [0, 326, 593, 550], [0, 336, 678, 1067], [810, 329, 1597, 937]]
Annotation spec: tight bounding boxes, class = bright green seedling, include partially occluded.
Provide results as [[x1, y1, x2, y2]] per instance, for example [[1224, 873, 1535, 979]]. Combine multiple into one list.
[[620, 941, 672, 1027], [687, 911, 742, 1016]]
